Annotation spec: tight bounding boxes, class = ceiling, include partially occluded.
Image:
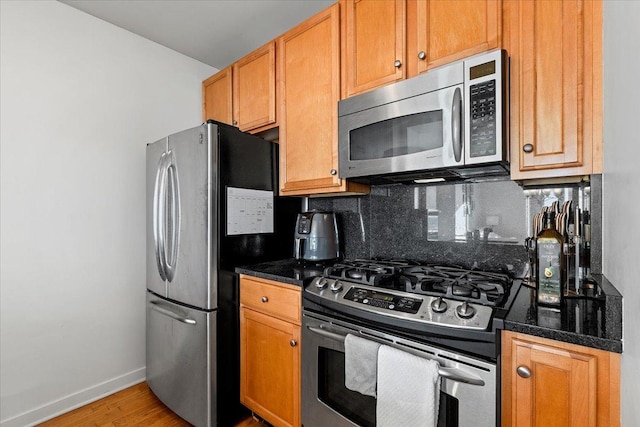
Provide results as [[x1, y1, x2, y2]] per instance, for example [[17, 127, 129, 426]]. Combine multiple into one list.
[[60, 0, 334, 70]]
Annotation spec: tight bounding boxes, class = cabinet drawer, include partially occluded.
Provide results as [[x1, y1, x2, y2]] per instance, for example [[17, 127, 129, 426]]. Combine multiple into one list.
[[240, 275, 301, 324]]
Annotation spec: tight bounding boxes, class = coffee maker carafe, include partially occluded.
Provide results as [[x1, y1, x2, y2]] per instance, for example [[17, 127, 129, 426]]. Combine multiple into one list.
[[293, 211, 340, 262]]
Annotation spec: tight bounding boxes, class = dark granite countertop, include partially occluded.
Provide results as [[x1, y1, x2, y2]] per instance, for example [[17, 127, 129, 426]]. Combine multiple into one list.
[[503, 274, 623, 353], [237, 259, 623, 353], [235, 258, 330, 287]]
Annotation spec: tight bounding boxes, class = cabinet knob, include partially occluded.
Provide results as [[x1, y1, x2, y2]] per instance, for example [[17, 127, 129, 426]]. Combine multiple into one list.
[[394, 60, 402, 68], [233, 120, 238, 126], [290, 339, 297, 347], [418, 51, 426, 60], [523, 143, 534, 153], [261, 296, 268, 303], [516, 366, 531, 378], [330, 169, 337, 176]]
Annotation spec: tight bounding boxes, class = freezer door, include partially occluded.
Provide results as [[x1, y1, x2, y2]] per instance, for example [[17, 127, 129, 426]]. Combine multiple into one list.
[[146, 137, 169, 297], [166, 124, 217, 309], [146, 292, 216, 427]]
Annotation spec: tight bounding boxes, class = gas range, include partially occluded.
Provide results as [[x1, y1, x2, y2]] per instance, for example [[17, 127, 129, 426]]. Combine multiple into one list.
[[302, 258, 520, 360]]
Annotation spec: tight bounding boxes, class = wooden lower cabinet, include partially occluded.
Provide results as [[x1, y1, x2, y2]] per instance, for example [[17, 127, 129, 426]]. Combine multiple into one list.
[[239, 276, 301, 427], [501, 331, 620, 427]]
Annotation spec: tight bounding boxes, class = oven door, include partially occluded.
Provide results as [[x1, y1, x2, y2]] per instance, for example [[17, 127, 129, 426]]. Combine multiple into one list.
[[302, 311, 496, 427]]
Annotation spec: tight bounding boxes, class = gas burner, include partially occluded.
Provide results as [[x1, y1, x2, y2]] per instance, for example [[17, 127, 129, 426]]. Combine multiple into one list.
[[323, 259, 417, 287], [400, 265, 510, 306]]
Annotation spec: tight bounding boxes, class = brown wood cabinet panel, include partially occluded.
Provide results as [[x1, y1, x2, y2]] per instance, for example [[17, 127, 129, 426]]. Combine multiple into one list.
[[239, 275, 301, 324], [504, 0, 603, 181], [279, 3, 369, 196], [411, 0, 500, 75], [240, 308, 300, 427], [502, 331, 620, 427], [233, 42, 277, 132], [342, 0, 406, 97], [202, 67, 232, 124]]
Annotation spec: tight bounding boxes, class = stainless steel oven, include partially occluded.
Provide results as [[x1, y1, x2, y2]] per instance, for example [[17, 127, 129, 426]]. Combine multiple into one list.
[[301, 259, 519, 427], [302, 311, 496, 427]]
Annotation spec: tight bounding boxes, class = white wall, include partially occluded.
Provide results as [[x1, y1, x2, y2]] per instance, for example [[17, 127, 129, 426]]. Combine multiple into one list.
[[602, 1, 640, 425], [0, 1, 215, 425]]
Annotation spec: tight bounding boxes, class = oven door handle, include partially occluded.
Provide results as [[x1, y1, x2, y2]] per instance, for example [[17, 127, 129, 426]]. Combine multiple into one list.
[[306, 325, 486, 386]]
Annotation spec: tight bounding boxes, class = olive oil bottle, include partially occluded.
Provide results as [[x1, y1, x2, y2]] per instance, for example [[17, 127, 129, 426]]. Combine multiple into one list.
[[536, 211, 565, 306]]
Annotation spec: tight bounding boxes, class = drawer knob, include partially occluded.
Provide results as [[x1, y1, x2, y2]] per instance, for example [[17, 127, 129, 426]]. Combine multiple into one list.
[[418, 51, 426, 60], [517, 366, 531, 378], [394, 60, 402, 68], [261, 296, 268, 303], [523, 143, 534, 153], [290, 339, 297, 347], [233, 120, 238, 126], [330, 169, 337, 176]]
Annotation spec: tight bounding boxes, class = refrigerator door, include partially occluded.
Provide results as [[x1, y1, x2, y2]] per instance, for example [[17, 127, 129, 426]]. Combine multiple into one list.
[[166, 124, 217, 310], [146, 137, 169, 297], [146, 292, 216, 427]]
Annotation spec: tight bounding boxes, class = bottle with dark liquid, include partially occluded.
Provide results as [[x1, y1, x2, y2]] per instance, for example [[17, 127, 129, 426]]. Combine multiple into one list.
[[536, 211, 565, 306]]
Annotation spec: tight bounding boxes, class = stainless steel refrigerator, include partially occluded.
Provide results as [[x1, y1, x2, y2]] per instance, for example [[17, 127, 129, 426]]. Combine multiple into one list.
[[146, 120, 298, 426]]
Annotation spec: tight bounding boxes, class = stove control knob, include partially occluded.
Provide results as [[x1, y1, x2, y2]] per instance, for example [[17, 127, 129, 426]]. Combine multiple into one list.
[[431, 297, 448, 313], [456, 301, 476, 319], [315, 278, 328, 289], [330, 281, 343, 293]]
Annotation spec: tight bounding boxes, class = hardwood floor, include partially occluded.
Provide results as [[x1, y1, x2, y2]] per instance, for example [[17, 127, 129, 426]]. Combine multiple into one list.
[[38, 382, 267, 427]]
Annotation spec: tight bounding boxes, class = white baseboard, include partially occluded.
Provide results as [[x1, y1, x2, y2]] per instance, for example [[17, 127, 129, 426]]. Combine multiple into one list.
[[0, 367, 146, 427]]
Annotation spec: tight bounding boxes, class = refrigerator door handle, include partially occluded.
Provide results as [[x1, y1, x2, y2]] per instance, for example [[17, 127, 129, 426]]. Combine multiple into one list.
[[164, 151, 181, 283], [153, 152, 169, 281], [149, 300, 196, 325]]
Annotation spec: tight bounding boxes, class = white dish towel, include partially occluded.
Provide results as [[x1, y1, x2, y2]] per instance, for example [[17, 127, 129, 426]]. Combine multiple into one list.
[[376, 345, 441, 427], [344, 333, 381, 397]]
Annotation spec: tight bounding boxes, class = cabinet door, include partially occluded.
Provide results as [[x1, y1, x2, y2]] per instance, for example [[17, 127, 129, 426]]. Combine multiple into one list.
[[342, 0, 406, 97], [202, 67, 232, 125], [279, 4, 369, 196], [233, 42, 277, 132], [409, 0, 500, 76], [502, 331, 620, 427], [240, 308, 300, 427], [505, 0, 603, 180]]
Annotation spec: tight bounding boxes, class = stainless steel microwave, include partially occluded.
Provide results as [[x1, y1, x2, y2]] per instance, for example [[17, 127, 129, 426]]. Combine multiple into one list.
[[338, 49, 509, 184]]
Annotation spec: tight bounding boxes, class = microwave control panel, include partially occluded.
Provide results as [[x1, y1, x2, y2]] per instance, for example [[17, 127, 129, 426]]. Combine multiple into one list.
[[469, 79, 497, 158]]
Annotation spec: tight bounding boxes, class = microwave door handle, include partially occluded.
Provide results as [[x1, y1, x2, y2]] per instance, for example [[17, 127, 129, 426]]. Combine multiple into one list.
[[451, 86, 463, 163], [306, 325, 485, 386], [153, 153, 168, 281]]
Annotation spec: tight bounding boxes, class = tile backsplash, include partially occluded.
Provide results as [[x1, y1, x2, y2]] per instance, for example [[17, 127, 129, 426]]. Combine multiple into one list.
[[309, 176, 601, 277]]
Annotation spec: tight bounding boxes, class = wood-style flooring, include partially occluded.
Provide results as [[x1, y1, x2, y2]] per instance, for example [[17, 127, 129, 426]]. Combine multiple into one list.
[[38, 382, 267, 427]]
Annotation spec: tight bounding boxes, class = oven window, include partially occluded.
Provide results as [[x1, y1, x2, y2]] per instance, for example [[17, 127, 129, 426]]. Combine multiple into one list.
[[349, 111, 444, 161], [317, 347, 459, 427], [318, 347, 376, 427]]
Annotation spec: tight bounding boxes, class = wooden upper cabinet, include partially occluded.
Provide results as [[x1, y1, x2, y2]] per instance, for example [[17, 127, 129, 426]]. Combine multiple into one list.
[[279, 3, 369, 196], [202, 42, 277, 133], [504, 0, 603, 181], [202, 67, 232, 125], [409, 0, 501, 75], [342, 0, 406, 97], [502, 331, 620, 427], [233, 42, 277, 132]]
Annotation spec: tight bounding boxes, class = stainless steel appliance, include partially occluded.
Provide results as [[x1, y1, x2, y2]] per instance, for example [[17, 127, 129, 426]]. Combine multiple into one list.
[[302, 259, 520, 427], [146, 120, 298, 427], [338, 49, 508, 184], [293, 211, 340, 262]]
